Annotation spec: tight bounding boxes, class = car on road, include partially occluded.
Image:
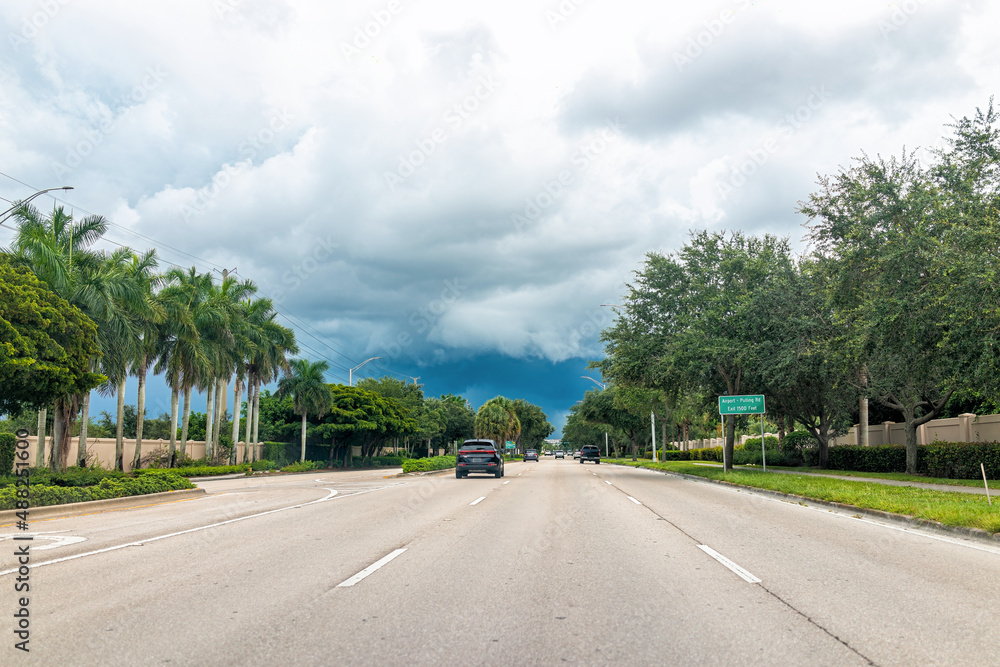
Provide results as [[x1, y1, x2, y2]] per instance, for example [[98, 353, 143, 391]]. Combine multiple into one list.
[[573, 450, 581, 459], [579, 445, 601, 464], [523, 449, 539, 461], [456, 440, 505, 478], [554, 450, 565, 459]]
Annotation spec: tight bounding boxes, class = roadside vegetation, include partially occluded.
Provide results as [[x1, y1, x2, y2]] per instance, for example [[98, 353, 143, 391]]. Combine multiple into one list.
[[569, 102, 1000, 485], [608, 459, 1000, 534]]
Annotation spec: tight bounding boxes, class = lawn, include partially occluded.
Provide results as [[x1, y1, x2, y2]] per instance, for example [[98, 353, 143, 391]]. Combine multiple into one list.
[[607, 459, 1000, 535]]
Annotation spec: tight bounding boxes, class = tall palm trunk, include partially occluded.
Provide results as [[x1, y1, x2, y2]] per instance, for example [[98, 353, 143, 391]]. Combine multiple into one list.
[[51, 405, 63, 471], [133, 363, 147, 470], [231, 378, 243, 464], [77, 391, 91, 468], [115, 376, 126, 471], [251, 379, 261, 462], [215, 379, 226, 454], [243, 380, 255, 463], [300, 412, 308, 462], [180, 384, 192, 459], [36, 408, 47, 468], [205, 382, 215, 463], [168, 384, 180, 467]]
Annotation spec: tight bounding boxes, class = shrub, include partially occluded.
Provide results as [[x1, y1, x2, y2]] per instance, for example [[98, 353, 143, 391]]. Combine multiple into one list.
[[247, 459, 278, 471], [135, 464, 250, 478], [826, 445, 908, 472], [689, 446, 723, 462], [659, 450, 691, 461], [262, 442, 287, 463], [280, 460, 322, 473], [0, 432, 15, 475], [371, 456, 406, 467], [781, 430, 814, 454], [922, 441, 1000, 479], [402, 456, 456, 473], [742, 435, 780, 450], [734, 447, 801, 466], [0, 471, 194, 510]]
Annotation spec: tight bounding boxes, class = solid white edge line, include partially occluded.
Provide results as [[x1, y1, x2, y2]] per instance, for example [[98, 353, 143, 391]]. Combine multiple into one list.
[[470, 496, 486, 506], [0, 487, 404, 577], [627, 496, 642, 505], [337, 548, 407, 587], [697, 545, 762, 583]]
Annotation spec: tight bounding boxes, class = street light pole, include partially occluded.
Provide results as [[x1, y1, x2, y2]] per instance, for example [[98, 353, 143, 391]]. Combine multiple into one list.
[[349, 357, 381, 386], [0, 186, 74, 227]]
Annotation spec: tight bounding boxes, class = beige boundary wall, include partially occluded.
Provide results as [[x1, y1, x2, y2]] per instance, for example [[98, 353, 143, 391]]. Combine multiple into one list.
[[669, 412, 1000, 450], [19, 436, 264, 473], [829, 413, 1000, 447]]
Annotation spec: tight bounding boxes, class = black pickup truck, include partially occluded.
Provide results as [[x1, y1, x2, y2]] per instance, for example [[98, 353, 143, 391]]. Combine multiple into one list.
[[579, 444, 601, 464], [456, 439, 505, 478]]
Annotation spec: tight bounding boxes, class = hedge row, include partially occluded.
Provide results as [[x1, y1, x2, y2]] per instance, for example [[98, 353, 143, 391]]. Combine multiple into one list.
[[0, 433, 15, 476], [0, 471, 194, 510], [828, 442, 1000, 478], [402, 456, 457, 473]]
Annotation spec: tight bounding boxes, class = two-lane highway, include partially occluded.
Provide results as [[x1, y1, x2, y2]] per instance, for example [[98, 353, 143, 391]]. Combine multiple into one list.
[[2, 460, 998, 665]]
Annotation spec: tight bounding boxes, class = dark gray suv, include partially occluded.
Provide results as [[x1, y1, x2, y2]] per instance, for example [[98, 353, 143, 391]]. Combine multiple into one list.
[[579, 445, 601, 464], [456, 440, 505, 478]]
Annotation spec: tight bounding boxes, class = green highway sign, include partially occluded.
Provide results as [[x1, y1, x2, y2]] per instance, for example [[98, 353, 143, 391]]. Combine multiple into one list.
[[505, 441, 515, 450], [718, 394, 766, 415]]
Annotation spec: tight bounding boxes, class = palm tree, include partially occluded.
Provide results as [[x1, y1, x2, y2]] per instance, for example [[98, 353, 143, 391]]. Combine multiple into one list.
[[242, 297, 298, 462], [474, 396, 521, 451], [85, 248, 161, 471], [156, 268, 212, 466], [200, 274, 256, 462], [2, 203, 142, 470], [128, 256, 168, 470], [277, 359, 331, 462]]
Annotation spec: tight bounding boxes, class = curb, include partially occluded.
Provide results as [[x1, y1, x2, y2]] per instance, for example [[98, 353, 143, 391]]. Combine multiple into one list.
[[612, 463, 1000, 545], [0, 488, 207, 524], [395, 467, 457, 478]]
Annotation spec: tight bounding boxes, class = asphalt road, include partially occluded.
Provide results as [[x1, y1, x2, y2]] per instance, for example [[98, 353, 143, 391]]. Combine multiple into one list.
[[2, 460, 999, 665]]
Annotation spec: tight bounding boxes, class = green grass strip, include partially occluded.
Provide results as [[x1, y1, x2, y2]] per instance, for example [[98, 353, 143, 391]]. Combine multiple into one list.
[[608, 459, 1000, 534]]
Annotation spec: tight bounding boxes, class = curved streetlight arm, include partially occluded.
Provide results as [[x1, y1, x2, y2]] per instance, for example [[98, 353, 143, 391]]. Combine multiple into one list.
[[349, 356, 382, 386], [0, 186, 74, 227], [581, 375, 606, 390]]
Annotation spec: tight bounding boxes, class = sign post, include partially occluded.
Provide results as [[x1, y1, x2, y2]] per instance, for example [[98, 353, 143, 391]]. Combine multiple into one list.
[[718, 395, 767, 472]]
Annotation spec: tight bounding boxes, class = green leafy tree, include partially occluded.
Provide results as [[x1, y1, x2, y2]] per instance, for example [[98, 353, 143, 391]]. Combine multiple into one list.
[[599, 231, 794, 469], [749, 260, 857, 466], [0, 258, 102, 415], [315, 385, 415, 466], [512, 399, 554, 450], [800, 102, 1000, 473], [435, 394, 476, 453]]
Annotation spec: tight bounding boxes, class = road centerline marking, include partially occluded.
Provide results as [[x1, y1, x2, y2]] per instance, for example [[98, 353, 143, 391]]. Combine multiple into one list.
[[698, 545, 762, 583], [627, 496, 642, 505], [470, 496, 486, 506], [503, 481, 511, 485], [337, 548, 407, 587]]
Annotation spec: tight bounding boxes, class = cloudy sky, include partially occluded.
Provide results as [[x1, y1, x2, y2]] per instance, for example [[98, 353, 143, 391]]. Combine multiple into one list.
[[1, 0, 996, 435]]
